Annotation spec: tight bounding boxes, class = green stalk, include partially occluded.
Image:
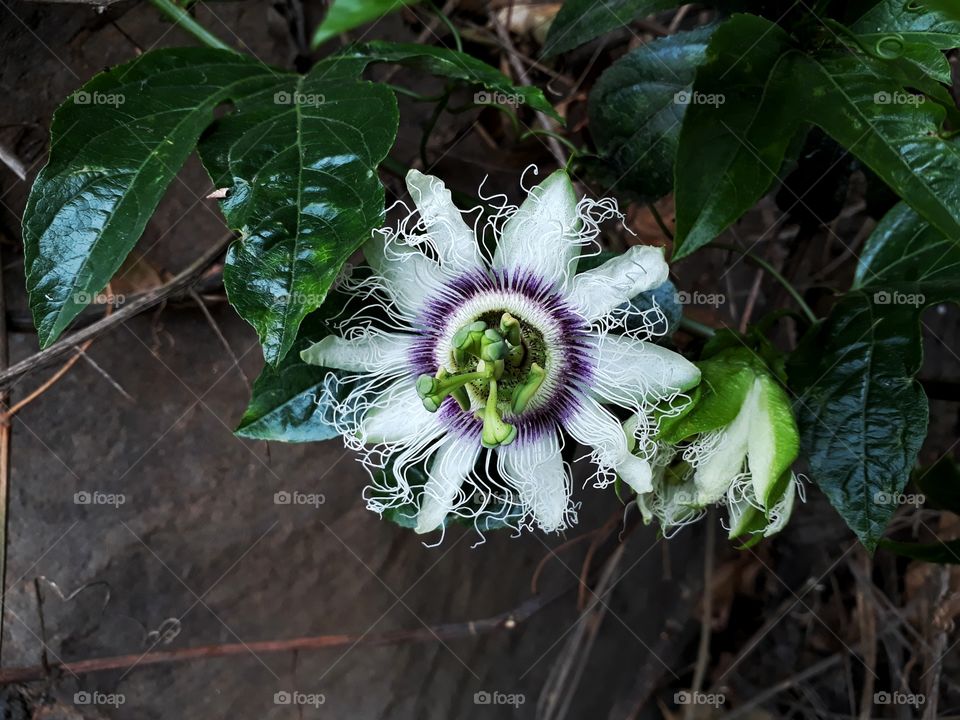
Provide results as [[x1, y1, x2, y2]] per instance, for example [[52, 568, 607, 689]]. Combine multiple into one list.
[[712, 243, 818, 324], [148, 0, 234, 53]]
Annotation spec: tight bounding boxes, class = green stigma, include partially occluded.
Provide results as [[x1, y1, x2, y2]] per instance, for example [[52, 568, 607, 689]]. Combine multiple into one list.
[[416, 312, 548, 448]]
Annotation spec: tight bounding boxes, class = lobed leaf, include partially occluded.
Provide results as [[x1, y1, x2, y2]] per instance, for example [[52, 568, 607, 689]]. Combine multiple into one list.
[[345, 41, 561, 121], [199, 57, 399, 365], [23, 48, 278, 347]]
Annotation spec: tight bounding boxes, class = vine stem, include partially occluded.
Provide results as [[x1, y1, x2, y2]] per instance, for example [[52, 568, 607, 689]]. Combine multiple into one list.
[[712, 243, 818, 324], [0, 587, 568, 684], [148, 0, 234, 52]]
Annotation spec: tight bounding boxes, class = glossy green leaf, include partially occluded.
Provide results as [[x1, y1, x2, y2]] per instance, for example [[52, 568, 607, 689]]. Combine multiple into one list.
[[854, 202, 960, 288], [23, 48, 277, 347], [673, 15, 797, 258], [588, 26, 714, 201], [542, 0, 678, 57], [920, 0, 960, 21], [199, 57, 399, 365], [345, 41, 561, 121], [790, 50, 960, 246], [236, 314, 345, 442], [786, 290, 953, 551], [312, 0, 421, 49], [852, 0, 960, 83], [880, 537, 960, 564]]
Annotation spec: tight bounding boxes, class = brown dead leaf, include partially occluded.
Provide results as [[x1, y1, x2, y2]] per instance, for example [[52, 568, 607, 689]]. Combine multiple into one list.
[[107, 251, 167, 299], [626, 195, 675, 249]]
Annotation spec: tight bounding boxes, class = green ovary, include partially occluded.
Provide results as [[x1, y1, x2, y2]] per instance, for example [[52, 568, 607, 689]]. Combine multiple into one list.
[[415, 311, 549, 448]]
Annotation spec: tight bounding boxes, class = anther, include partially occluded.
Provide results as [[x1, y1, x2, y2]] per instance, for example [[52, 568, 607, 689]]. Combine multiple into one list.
[[480, 379, 517, 448], [511, 363, 546, 414]]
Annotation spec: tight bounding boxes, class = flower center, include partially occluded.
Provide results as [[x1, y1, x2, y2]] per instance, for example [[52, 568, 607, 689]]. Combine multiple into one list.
[[415, 311, 548, 448]]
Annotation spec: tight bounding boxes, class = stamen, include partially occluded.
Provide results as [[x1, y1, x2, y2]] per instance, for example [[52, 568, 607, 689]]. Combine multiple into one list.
[[499, 312, 522, 346], [480, 379, 517, 448], [511, 362, 546, 414], [452, 320, 488, 364], [416, 367, 491, 411]]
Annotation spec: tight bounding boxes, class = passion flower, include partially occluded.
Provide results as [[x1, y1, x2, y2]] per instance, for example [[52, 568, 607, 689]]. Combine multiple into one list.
[[303, 168, 700, 538]]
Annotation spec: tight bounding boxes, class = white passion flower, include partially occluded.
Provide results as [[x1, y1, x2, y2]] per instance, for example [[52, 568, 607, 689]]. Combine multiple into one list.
[[631, 345, 802, 540], [302, 168, 700, 539]]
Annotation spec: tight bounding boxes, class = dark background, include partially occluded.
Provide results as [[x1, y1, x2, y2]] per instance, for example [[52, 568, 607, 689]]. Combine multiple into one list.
[[0, 2, 957, 719]]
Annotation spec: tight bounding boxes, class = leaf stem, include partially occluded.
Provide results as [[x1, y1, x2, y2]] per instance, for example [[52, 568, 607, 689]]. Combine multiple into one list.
[[712, 243, 818, 324], [427, 0, 463, 53], [679, 317, 716, 339], [647, 202, 674, 241], [420, 88, 452, 168], [148, 0, 234, 53]]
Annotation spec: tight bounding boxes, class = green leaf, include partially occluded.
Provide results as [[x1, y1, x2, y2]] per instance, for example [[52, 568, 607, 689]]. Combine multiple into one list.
[[659, 351, 757, 443], [236, 313, 346, 442], [344, 41, 561, 121], [311, 0, 422, 49], [853, 202, 960, 288], [920, 0, 960, 21], [588, 26, 715, 201], [852, 0, 960, 83], [199, 57, 399, 365], [673, 15, 797, 258], [880, 537, 960, 564], [23, 48, 277, 347], [789, 50, 960, 247], [542, 0, 678, 57], [786, 290, 951, 551]]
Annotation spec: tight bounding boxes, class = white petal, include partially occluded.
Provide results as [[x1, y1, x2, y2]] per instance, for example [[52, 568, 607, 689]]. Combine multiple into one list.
[[493, 170, 581, 288], [763, 475, 796, 537], [406, 170, 483, 272], [301, 332, 414, 373], [692, 392, 754, 504], [567, 245, 669, 322], [589, 334, 701, 407], [360, 380, 442, 445], [498, 431, 570, 532], [363, 233, 447, 318], [563, 395, 652, 493], [415, 435, 481, 534], [746, 377, 799, 509]]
